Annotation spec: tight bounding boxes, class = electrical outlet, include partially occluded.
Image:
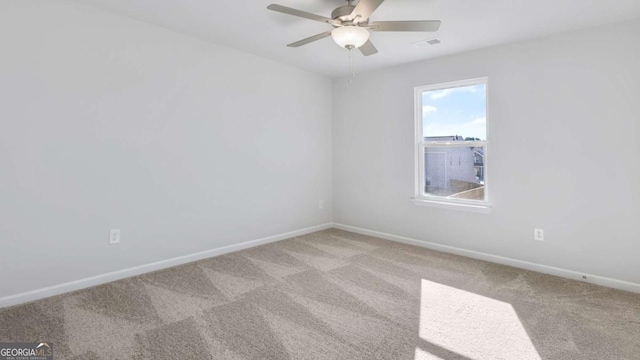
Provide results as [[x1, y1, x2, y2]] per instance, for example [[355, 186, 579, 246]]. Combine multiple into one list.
[[318, 200, 324, 210], [109, 229, 121, 245], [534, 228, 544, 241]]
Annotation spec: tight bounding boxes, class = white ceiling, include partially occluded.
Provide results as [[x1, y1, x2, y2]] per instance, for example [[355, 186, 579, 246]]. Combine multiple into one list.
[[73, 0, 640, 77]]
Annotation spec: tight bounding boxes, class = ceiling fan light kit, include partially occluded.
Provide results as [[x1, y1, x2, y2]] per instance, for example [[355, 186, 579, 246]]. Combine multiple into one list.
[[267, 0, 441, 56], [332, 26, 370, 49]]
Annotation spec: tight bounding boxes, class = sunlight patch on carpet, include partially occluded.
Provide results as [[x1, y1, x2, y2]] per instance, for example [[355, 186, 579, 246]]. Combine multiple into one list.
[[419, 279, 541, 360]]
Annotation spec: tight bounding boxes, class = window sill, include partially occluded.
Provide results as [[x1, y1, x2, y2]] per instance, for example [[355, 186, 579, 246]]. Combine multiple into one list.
[[411, 198, 492, 214]]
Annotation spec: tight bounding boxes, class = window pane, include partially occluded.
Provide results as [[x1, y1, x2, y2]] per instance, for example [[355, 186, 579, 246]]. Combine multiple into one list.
[[422, 83, 487, 141], [424, 145, 485, 201]]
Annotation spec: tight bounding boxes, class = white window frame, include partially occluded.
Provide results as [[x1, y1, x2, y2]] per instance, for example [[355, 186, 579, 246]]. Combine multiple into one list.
[[413, 77, 491, 213]]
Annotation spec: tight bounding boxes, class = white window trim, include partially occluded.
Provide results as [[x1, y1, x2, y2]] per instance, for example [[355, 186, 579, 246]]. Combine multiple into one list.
[[413, 77, 492, 213]]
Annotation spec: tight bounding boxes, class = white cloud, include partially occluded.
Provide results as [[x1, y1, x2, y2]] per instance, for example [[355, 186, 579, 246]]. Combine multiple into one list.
[[427, 85, 482, 100], [423, 105, 438, 115], [471, 117, 486, 125], [429, 88, 455, 100]]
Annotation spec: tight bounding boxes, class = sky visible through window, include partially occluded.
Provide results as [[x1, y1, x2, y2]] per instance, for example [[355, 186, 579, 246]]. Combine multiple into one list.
[[422, 83, 486, 140]]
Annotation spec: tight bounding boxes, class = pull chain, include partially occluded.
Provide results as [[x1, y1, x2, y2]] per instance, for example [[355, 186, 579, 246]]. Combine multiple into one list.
[[348, 47, 355, 85]]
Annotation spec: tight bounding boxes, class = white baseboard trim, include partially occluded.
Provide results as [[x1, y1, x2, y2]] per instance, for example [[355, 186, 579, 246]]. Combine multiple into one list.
[[333, 223, 640, 294], [0, 223, 333, 309]]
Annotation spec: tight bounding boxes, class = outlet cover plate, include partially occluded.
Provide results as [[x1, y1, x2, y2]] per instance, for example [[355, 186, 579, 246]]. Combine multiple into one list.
[[109, 229, 121, 245]]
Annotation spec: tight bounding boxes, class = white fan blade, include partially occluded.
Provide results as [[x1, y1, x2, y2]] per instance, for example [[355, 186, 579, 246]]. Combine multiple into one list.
[[351, 0, 385, 22], [359, 40, 378, 56], [267, 4, 333, 24], [287, 31, 333, 47]]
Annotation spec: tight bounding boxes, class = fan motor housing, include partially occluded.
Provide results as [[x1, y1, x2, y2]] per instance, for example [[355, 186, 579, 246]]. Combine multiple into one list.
[[331, 5, 355, 21]]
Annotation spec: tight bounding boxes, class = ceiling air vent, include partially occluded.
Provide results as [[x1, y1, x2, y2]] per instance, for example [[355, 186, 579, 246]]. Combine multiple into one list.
[[413, 38, 441, 48]]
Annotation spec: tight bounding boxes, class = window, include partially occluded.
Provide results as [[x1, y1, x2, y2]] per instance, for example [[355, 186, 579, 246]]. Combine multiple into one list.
[[414, 78, 489, 210]]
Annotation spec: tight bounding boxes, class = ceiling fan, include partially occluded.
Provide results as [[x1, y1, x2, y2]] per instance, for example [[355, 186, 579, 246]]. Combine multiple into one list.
[[267, 0, 441, 56]]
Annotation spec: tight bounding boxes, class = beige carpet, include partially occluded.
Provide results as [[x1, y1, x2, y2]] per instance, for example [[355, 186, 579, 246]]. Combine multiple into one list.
[[1, 229, 639, 359]]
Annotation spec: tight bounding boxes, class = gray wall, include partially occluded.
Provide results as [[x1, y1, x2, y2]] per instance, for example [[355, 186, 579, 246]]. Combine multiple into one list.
[[333, 20, 640, 284], [0, 0, 332, 298]]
